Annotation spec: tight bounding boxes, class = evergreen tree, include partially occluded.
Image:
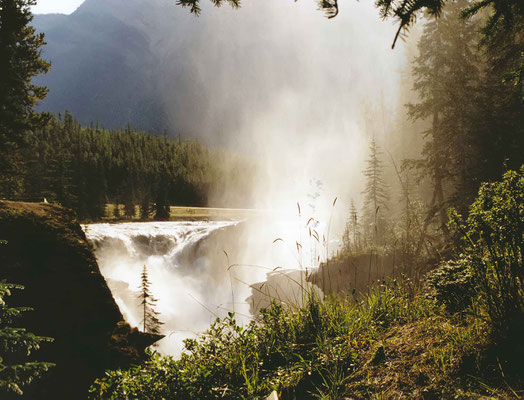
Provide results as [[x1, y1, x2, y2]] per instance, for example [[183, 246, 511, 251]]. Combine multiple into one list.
[[407, 0, 483, 238], [342, 199, 360, 253], [361, 139, 389, 246], [17, 112, 252, 220], [140, 197, 151, 221], [0, 0, 50, 197], [0, 280, 54, 396], [138, 266, 163, 335]]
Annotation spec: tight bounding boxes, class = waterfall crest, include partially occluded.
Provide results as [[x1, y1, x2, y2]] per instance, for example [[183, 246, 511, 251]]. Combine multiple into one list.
[[83, 221, 240, 355]]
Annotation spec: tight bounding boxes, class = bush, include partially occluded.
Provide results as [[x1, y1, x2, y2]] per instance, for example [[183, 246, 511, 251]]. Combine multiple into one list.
[[90, 280, 429, 399], [444, 166, 523, 331], [425, 257, 475, 314]]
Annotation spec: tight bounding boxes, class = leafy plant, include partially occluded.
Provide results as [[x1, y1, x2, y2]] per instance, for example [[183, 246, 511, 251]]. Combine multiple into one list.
[[425, 257, 475, 314], [447, 166, 524, 331], [90, 279, 430, 399]]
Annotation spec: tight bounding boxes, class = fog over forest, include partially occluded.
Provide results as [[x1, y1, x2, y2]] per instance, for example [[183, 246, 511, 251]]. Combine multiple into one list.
[[33, 0, 411, 237]]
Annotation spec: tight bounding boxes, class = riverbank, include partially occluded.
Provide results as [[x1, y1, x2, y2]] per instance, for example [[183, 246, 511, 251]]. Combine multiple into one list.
[[91, 168, 524, 399], [90, 280, 523, 399], [101, 204, 269, 222]]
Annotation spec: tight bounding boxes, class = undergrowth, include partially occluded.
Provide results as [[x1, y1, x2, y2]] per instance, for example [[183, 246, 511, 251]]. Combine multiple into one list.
[[90, 168, 523, 399], [90, 280, 499, 399]]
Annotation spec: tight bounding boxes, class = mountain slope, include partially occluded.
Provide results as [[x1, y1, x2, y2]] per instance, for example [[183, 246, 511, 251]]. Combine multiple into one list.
[[31, 0, 404, 147], [32, 1, 171, 132]]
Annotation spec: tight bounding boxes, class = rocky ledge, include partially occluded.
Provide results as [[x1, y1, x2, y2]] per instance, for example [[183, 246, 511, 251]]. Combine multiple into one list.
[[0, 201, 162, 399]]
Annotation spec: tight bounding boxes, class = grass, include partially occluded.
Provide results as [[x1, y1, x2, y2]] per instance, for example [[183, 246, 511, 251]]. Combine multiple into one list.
[[89, 277, 522, 399], [91, 170, 524, 398]]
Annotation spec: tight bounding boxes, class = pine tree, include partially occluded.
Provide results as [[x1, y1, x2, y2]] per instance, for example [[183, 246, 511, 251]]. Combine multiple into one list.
[[342, 199, 360, 253], [137, 266, 163, 335], [140, 197, 151, 220], [0, 0, 50, 198], [408, 0, 483, 235], [0, 280, 54, 396], [361, 139, 389, 246]]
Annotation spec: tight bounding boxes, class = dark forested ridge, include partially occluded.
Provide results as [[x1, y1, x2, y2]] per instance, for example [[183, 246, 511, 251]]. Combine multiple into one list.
[[20, 112, 253, 221]]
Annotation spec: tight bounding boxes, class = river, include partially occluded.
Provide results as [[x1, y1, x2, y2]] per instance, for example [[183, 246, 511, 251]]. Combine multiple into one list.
[[83, 214, 331, 355]]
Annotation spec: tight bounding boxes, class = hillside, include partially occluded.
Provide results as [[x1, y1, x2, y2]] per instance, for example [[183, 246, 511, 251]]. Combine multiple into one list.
[[32, 0, 175, 132]]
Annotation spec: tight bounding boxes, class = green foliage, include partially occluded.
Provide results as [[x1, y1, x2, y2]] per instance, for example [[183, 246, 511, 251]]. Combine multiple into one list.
[[404, 0, 523, 250], [447, 166, 524, 332], [89, 166, 524, 397], [375, 0, 523, 48], [342, 199, 360, 253], [0, 280, 54, 396], [361, 139, 390, 247], [138, 266, 163, 335], [408, 0, 483, 209], [425, 257, 475, 314], [20, 113, 254, 220], [175, 0, 522, 52], [90, 280, 429, 399]]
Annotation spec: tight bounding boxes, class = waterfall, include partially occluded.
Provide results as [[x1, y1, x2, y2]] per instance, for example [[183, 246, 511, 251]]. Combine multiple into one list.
[[83, 213, 329, 356], [83, 221, 242, 355]]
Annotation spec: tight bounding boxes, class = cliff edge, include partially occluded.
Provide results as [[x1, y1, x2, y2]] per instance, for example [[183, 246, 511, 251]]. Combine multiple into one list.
[[0, 201, 161, 399]]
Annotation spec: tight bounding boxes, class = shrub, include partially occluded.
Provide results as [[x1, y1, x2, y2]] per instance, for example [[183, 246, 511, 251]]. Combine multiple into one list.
[[90, 279, 432, 399], [446, 166, 523, 332], [425, 257, 475, 314]]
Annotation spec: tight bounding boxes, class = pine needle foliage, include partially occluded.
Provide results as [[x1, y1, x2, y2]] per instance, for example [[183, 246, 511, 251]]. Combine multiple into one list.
[[361, 139, 389, 246], [0, 0, 50, 198], [138, 266, 163, 335], [20, 113, 256, 220], [174, 0, 522, 51], [0, 280, 54, 396], [342, 199, 361, 253]]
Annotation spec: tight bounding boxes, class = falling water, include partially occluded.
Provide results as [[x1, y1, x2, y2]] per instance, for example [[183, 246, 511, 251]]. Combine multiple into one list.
[[83, 220, 243, 355], [83, 199, 334, 356]]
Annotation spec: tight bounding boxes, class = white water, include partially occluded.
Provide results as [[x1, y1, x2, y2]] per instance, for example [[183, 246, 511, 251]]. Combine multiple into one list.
[[83, 212, 333, 356], [83, 220, 242, 355]]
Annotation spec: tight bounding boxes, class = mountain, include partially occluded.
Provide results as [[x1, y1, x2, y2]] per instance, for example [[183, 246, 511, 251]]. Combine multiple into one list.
[[32, 0, 404, 146], [32, 0, 183, 132]]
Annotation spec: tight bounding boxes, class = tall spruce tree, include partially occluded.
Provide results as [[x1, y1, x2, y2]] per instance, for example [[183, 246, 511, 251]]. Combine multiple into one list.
[[138, 266, 163, 335], [0, 0, 50, 197], [407, 0, 482, 237], [342, 199, 360, 253], [361, 139, 389, 246]]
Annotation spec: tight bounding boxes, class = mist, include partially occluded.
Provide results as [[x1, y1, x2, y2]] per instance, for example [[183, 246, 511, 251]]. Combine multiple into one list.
[[34, 0, 407, 226], [38, 0, 410, 354], [173, 0, 408, 250]]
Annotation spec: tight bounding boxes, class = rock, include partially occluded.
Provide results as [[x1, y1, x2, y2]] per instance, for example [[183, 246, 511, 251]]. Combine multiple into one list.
[[0, 201, 161, 399]]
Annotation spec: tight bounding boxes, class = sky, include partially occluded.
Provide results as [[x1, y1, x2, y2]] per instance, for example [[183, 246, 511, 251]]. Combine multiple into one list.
[[31, 0, 85, 14]]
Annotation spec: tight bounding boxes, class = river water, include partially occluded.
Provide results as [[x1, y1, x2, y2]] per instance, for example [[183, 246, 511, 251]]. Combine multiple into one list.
[[83, 217, 329, 355]]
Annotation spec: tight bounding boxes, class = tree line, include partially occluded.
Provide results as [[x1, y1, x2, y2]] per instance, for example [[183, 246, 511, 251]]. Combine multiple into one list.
[[11, 111, 249, 221]]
